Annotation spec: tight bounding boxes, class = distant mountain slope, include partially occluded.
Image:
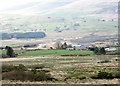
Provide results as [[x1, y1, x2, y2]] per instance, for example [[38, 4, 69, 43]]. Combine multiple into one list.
[[0, 0, 118, 16], [0, 0, 118, 38], [93, 2, 118, 14]]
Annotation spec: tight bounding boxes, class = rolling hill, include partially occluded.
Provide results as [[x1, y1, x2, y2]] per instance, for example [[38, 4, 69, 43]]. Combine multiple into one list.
[[0, 0, 118, 44]]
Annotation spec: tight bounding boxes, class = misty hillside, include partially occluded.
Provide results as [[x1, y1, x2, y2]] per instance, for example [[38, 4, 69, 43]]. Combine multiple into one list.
[[1, 0, 118, 15], [93, 2, 118, 14], [0, 0, 118, 42]]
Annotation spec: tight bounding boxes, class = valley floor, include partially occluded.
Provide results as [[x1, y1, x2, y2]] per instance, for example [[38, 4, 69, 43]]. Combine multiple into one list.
[[2, 55, 120, 84]]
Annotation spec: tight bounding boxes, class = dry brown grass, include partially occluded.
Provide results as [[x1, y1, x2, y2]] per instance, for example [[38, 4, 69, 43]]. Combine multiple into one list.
[[2, 55, 119, 84]]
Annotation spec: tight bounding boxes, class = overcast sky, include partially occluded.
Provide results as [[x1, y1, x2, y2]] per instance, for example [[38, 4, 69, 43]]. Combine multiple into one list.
[[0, 0, 46, 10], [0, 0, 118, 13]]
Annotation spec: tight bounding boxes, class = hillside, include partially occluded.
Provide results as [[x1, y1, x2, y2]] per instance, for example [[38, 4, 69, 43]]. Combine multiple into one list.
[[0, 0, 118, 44]]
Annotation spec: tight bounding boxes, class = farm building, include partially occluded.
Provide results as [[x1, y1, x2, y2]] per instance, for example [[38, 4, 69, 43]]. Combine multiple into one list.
[[105, 47, 117, 52], [0, 46, 6, 50], [66, 48, 75, 50], [67, 45, 89, 50]]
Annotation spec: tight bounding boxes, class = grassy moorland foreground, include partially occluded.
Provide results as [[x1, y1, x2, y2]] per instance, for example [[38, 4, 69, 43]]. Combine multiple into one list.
[[1, 49, 120, 84]]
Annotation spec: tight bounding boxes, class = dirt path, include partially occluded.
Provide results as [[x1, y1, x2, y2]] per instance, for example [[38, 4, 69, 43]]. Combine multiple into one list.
[[1, 55, 118, 62], [0, 56, 49, 62]]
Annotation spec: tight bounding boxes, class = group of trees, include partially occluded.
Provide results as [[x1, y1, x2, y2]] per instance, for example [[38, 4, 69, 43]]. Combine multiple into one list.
[[4, 46, 15, 57], [89, 47, 106, 55], [1, 32, 46, 40], [54, 42, 68, 49]]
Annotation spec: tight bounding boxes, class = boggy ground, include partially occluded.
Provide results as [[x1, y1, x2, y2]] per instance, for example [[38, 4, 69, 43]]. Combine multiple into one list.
[[1, 55, 120, 84]]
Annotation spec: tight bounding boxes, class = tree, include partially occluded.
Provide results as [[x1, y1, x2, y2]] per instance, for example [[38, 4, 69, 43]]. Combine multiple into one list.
[[62, 42, 68, 49], [88, 47, 95, 51], [67, 45, 72, 48], [94, 47, 99, 55], [50, 47, 53, 49], [93, 47, 106, 55], [100, 47, 106, 55], [54, 41, 62, 49], [5, 46, 15, 57]]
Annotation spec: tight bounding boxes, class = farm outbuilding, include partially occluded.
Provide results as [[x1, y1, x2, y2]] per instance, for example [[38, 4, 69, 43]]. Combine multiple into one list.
[[70, 45, 89, 50], [105, 47, 117, 52]]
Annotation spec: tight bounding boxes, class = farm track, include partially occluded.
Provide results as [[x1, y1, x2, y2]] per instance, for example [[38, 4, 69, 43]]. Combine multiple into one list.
[[1, 55, 118, 62], [1, 56, 49, 62]]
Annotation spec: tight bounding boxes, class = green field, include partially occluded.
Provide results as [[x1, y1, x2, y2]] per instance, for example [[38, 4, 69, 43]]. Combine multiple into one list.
[[2, 48, 119, 57], [1, 49, 94, 56], [19, 50, 94, 56], [107, 48, 120, 55], [2, 50, 24, 55]]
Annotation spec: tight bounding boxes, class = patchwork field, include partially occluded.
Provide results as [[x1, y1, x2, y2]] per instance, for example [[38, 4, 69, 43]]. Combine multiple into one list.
[[0, 1, 118, 85], [2, 54, 119, 84]]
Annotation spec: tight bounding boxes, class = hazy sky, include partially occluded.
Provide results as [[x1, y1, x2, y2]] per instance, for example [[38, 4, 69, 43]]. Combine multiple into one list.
[[0, 0, 118, 9], [0, 0, 118, 13], [0, 0, 47, 11]]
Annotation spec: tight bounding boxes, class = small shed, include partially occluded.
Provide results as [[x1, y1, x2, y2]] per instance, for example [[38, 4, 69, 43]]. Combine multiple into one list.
[[71, 45, 88, 50], [105, 47, 117, 52]]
